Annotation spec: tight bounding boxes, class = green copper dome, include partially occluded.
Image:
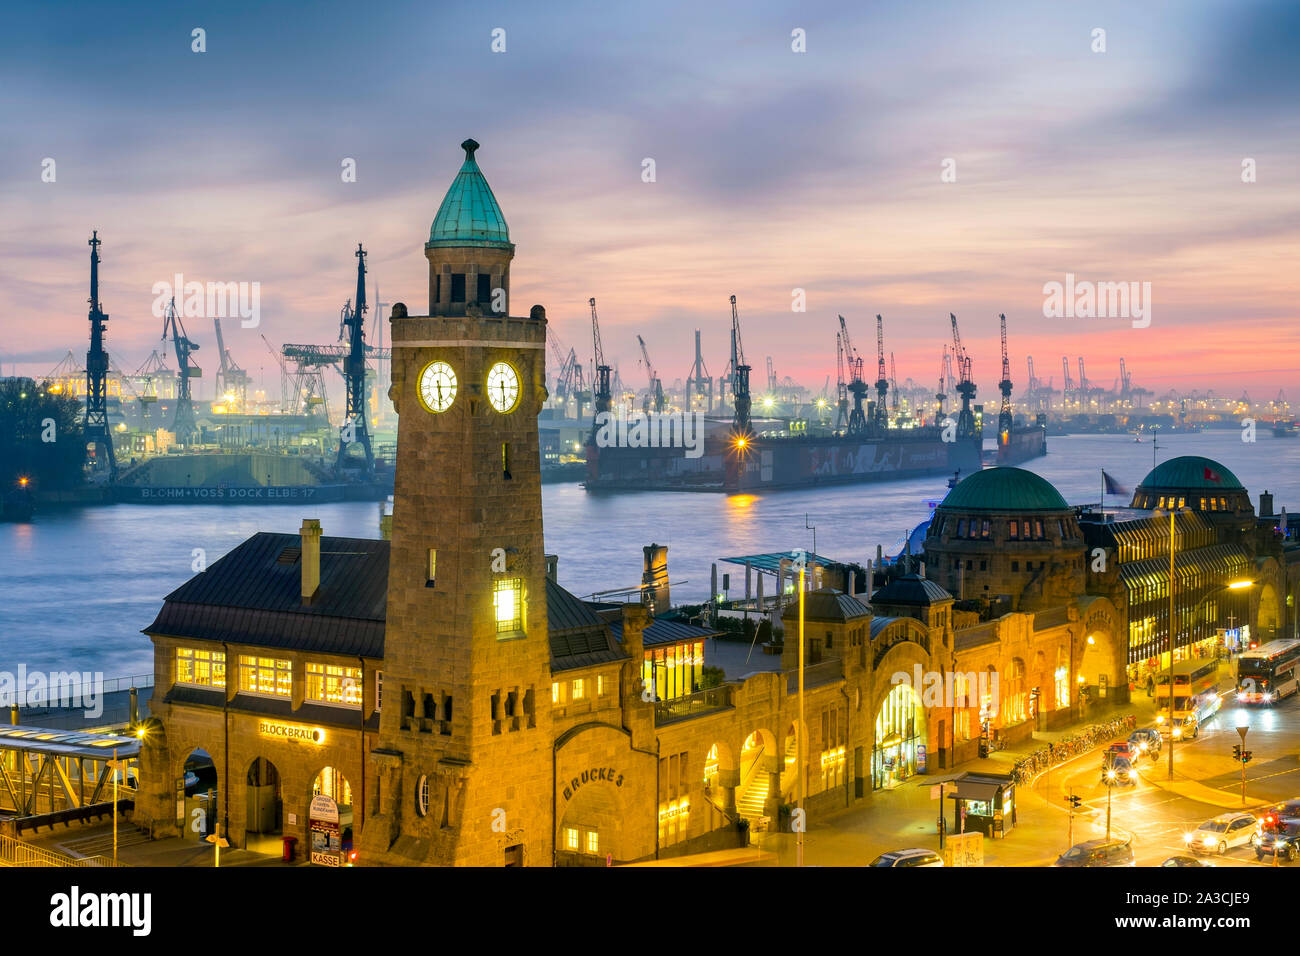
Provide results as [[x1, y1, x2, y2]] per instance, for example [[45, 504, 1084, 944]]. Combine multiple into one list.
[[1137, 456, 1243, 492], [938, 467, 1070, 513], [427, 139, 512, 249]]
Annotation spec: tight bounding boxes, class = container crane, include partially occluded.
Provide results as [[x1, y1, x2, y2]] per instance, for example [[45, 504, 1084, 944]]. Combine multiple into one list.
[[997, 313, 1013, 442], [162, 296, 201, 443], [1062, 356, 1074, 411], [636, 333, 665, 413], [839, 315, 868, 435], [685, 329, 713, 412], [889, 352, 900, 415]]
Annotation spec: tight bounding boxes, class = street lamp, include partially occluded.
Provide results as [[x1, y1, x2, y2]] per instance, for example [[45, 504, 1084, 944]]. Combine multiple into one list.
[[1104, 766, 1118, 840]]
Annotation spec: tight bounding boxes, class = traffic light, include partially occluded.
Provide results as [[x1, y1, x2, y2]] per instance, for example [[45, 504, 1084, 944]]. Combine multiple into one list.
[[1243, 750, 1253, 764], [1067, 794, 1081, 809], [1232, 745, 1242, 761]]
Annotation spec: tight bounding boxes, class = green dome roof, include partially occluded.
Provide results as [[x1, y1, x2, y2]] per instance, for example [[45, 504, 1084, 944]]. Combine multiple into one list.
[[427, 139, 512, 249], [938, 467, 1069, 513], [1137, 456, 1243, 491]]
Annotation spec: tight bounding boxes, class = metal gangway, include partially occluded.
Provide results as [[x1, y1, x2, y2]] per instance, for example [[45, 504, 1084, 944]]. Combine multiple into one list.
[[0, 725, 140, 834]]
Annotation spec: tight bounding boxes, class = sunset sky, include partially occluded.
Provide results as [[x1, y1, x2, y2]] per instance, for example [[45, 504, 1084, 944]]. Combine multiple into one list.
[[2, 0, 1298, 401]]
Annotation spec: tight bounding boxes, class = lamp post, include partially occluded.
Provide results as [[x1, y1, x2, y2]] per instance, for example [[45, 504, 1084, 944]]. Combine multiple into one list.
[[797, 552, 806, 869], [1105, 765, 1117, 840]]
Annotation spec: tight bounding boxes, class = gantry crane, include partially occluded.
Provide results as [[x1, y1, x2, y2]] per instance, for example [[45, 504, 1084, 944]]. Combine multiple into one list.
[[839, 315, 868, 435], [873, 314, 889, 432], [684, 329, 713, 411], [1062, 356, 1074, 410], [162, 296, 201, 443], [83, 231, 117, 480], [636, 333, 665, 414], [997, 313, 1013, 442]]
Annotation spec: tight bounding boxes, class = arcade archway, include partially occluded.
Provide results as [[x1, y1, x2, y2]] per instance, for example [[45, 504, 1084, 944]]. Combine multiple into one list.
[[558, 780, 624, 866], [873, 683, 923, 790], [245, 757, 283, 853]]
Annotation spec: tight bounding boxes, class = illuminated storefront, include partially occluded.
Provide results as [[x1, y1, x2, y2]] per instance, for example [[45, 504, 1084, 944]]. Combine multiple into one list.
[[641, 640, 704, 701], [873, 683, 923, 790]]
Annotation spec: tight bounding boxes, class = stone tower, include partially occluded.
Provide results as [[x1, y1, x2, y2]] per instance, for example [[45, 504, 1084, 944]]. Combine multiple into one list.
[[363, 140, 553, 866]]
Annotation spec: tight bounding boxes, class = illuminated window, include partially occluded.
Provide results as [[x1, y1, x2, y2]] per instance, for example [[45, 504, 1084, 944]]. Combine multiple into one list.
[[306, 662, 362, 707], [238, 656, 291, 697], [1055, 666, 1069, 709], [176, 647, 225, 688], [1009, 520, 1019, 538], [1178, 497, 1185, 508], [572, 679, 585, 700], [565, 827, 579, 850], [494, 578, 522, 634], [426, 549, 436, 587], [376, 670, 383, 712], [585, 830, 599, 854], [552, 681, 566, 705], [597, 675, 606, 696]]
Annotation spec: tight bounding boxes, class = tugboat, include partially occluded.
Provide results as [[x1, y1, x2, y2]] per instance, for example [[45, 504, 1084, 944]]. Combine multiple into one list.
[[1273, 420, 1298, 438], [1, 476, 35, 522]]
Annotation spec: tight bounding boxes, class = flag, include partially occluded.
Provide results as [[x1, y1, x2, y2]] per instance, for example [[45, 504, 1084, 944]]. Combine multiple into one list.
[[1204, 466, 1222, 483], [1102, 470, 1128, 496]]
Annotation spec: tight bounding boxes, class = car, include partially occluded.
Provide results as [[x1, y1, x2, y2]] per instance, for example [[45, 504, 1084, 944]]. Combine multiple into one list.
[[1102, 755, 1137, 787], [868, 848, 944, 867], [1054, 838, 1136, 867], [1183, 812, 1256, 855], [1129, 728, 1162, 759], [1161, 856, 1215, 867], [1253, 818, 1300, 862], [1106, 741, 1134, 762]]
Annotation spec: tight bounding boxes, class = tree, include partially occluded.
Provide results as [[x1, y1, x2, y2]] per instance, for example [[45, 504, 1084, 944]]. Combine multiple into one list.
[[0, 378, 86, 491]]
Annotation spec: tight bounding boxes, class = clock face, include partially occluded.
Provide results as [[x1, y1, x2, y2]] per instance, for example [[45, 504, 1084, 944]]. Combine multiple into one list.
[[418, 361, 457, 413], [486, 362, 520, 413]]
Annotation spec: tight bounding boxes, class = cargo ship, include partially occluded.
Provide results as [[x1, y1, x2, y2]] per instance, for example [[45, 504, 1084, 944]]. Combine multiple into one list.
[[993, 414, 1048, 466]]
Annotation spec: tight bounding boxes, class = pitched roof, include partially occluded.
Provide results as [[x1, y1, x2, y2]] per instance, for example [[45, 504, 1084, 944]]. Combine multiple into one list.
[[609, 617, 722, 647], [870, 573, 952, 607], [146, 531, 623, 668]]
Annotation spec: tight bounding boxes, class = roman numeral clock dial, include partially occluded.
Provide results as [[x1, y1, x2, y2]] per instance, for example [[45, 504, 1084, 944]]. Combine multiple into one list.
[[486, 362, 520, 413], [418, 361, 457, 413]]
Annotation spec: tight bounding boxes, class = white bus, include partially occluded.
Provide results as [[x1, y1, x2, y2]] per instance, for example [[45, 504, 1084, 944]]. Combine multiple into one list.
[[1237, 639, 1300, 705], [1155, 658, 1221, 739]]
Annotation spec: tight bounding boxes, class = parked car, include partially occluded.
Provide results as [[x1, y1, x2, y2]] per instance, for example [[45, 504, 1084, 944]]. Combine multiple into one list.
[[1054, 838, 1135, 867], [1129, 728, 1162, 759], [868, 848, 944, 867], [1184, 812, 1256, 855], [1161, 856, 1214, 867]]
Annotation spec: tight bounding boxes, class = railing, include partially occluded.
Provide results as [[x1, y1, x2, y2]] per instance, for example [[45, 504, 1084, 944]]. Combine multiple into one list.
[[653, 686, 731, 725], [0, 833, 126, 867], [19, 674, 154, 707], [738, 745, 766, 795], [785, 658, 843, 693]]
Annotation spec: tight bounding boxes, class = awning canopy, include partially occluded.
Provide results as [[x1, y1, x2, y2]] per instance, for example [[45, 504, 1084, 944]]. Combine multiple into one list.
[[954, 779, 1002, 803], [718, 552, 841, 574]]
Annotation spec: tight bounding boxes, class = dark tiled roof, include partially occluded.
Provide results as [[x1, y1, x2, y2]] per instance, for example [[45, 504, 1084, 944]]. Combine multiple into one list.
[[609, 618, 722, 647], [781, 587, 872, 622], [870, 573, 952, 607], [146, 530, 628, 670]]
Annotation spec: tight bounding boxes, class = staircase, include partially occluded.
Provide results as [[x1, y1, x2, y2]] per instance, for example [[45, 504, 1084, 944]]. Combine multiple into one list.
[[736, 771, 770, 819], [780, 735, 799, 798]]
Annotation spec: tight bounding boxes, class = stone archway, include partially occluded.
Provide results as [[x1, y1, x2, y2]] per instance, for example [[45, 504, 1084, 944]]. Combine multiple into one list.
[[737, 729, 779, 824], [702, 740, 738, 827], [245, 756, 283, 852], [178, 746, 218, 843], [558, 779, 624, 866], [311, 766, 354, 863], [872, 682, 924, 790]]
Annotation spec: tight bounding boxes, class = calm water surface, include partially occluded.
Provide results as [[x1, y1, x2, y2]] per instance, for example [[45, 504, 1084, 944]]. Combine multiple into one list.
[[3, 431, 1297, 678]]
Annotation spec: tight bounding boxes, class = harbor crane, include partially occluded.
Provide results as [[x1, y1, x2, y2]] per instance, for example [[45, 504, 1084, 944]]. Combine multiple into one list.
[[590, 298, 613, 427], [839, 315, 869, 435], [1061, 356, 1074, 411], [337, 244, 374, 474], [212, 318, 251, 411], [729, 295, 752, 435], [889, 352, 900, 415], [684, 329, 713, 412], [997, 313, 1013, 442], [162, 295, 201, 443], [949, 313, 977, 438], [636, 334, 665, 414], [873, 314, 889, 431], [835, 332, 849, 431], [935, 344, 949, 424], [83, 231, 117, 480]]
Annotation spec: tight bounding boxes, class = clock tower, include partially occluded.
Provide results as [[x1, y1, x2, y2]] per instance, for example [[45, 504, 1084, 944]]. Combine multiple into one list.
[[364, 140, 553, 866]]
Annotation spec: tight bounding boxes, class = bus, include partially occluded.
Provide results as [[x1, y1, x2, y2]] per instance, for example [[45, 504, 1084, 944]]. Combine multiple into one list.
[[1236, 639, 1300, 705], [1154, 658, 1222, 739]]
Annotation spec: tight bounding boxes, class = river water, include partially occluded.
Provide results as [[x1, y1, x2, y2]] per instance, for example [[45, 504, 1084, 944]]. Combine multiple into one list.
[[3, 430, 1297, 679]]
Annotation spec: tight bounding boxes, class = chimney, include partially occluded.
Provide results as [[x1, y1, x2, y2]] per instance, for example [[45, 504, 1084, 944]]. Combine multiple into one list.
[[545, 554, 559, 583], [1260, 490, 1274, 518], [300, 518, 322, 605]]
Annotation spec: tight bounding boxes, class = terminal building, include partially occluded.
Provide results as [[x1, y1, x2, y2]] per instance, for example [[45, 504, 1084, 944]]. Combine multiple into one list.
[[132, 141, 1300, 865]]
